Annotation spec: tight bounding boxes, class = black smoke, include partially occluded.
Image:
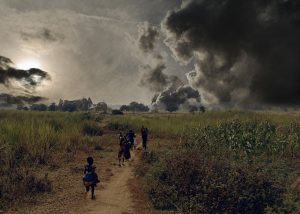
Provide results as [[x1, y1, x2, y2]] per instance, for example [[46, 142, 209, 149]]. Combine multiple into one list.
[[140, 63, 168, 92], [163, 0, 300, 106], [138, 24, 160, 53], [138, 21, 203, 111], [152, 85, 202, 112]]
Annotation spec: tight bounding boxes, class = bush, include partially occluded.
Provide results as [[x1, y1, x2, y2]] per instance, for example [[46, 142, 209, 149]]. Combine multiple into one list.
[[25, 173, 52, 194], [146, 151, 284, 213], [94, 144, 103, 151], [112, 110, 123, 115], [0, 170, 52, 209]]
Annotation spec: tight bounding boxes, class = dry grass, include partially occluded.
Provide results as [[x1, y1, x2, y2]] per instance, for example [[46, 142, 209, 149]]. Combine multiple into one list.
[[5, 133, 119, 213]]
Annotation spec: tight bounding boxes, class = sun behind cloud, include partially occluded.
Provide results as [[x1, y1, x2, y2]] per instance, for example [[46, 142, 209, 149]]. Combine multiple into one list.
[[16, 58, 42, 70]]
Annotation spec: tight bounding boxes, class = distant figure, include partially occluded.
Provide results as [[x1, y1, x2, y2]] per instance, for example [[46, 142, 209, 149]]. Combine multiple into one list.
[[83, 157, 100, 199], [141, 126, 149, 152], [118, 134, 126, 166], [118, 134, 131, 166], [127, 129, 136, 150]]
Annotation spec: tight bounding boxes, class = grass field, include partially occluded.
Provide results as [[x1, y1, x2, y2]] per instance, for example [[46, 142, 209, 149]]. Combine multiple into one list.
[[1, 110, 300, 213], [0, 110, 104, 210], [106, 111, 300, 213], [106, 111, 298, 136]]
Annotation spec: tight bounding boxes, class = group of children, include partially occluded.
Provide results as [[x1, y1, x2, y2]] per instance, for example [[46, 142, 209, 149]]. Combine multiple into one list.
[[118, 126, 148, 166], [82, 126, 148, 199]]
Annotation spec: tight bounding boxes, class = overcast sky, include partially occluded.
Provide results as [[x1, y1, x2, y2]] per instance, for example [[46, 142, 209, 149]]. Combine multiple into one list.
[[0, 0, 182, 104], [1, 0, 300, 109]]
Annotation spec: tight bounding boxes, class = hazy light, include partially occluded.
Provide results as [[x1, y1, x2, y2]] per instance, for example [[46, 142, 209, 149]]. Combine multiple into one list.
[[16, 58, 42, 70]]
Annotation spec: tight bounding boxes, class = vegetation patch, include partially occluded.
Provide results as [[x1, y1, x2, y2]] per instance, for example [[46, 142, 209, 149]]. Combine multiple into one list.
[[126, 114, 300, 213], [145, 151, 285, 213], [0, 110, 102, 210], [82, 121, 103, 136]]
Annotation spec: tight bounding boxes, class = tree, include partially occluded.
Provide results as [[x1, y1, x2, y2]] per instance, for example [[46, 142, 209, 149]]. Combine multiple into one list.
[[95, 102, 108, 113], [48, 103, 57, 111], [30, 104, 48, 111], [200, 106, 206, 113], [120, 102, 149, 112]]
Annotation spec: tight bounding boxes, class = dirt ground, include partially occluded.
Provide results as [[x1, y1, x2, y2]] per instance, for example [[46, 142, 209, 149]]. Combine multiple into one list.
[[6, 133, 153, 214]]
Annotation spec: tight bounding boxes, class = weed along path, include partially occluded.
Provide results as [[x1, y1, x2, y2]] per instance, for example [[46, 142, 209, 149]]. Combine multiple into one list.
[[83, 152, 136, 214]]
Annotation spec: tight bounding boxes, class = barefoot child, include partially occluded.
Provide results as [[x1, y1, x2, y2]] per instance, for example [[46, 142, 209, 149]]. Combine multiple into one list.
[[83, 157, 100, 199]]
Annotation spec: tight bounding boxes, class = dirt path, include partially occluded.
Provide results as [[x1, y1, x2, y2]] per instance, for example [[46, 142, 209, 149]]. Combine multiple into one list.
[[83, 152, 136, 214]]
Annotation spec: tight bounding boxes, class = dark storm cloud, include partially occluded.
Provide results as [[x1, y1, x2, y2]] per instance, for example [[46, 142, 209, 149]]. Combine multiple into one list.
[[21, 28, 63, 42], [0, 93, 46, 104], [0, 56, 50, 105], [163, 0, 300, 106], [0, 56, 50, 88], [138, 24, 160, 52]]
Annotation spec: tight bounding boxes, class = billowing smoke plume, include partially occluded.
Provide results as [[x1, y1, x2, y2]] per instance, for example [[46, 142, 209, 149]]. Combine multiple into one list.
[[0, 56, 50, 105], [138, 22, 203, 111], [140, 63, 168, 92], [140, 61, 184, 92], [162, 0, 300, 107], [152, 85, 202, 112], [138, 23, 160, 53]]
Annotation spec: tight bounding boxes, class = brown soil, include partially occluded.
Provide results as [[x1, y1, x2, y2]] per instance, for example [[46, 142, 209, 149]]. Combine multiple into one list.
[[7, 133, 153, 214]]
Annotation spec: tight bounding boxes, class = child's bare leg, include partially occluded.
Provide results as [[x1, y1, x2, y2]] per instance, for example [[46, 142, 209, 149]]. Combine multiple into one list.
[[91, 185, 95, 199]]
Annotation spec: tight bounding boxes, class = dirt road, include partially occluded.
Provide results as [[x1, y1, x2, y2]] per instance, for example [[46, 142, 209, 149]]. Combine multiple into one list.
[[83, 153, 136, 214]]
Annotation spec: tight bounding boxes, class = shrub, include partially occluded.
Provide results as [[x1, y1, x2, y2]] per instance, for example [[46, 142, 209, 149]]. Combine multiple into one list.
[[0, 170, 52, 208], [112, 110, 123, 115], [146, 151, 284, 213], [94, 144, 103, 151], [25, 173, 52, 194]]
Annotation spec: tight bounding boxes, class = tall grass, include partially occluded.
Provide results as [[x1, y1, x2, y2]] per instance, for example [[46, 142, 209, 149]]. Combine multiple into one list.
[[0, 110, 103, 209], [107, 111, 300, 213], [106, 111, 296, 137]]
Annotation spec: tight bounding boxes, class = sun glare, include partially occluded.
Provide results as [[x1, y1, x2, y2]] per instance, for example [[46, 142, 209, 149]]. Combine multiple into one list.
[[16, 58, 42, 70]]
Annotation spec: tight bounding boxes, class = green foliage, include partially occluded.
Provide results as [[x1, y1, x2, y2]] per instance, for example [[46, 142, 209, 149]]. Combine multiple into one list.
[[107, 111, 295, 137], [118, 112, 300, 213], [1, 110, 300, 212], [146, 151, 284, 213], [185, 120, 300, 159]]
